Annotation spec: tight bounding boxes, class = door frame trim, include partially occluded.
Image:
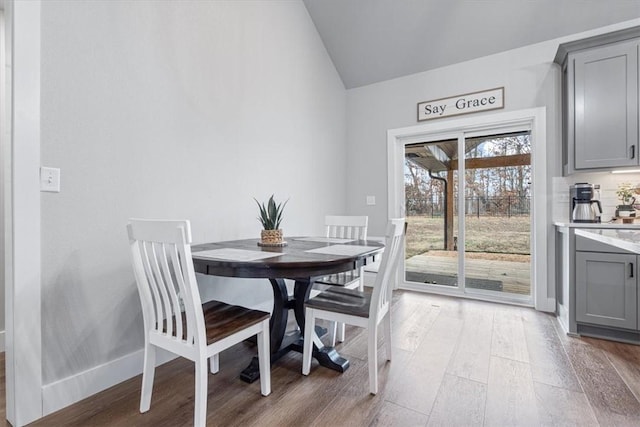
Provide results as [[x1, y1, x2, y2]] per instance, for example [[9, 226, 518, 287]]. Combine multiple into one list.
[[4, 1, 44, 425], [387, 107, 551, 311]]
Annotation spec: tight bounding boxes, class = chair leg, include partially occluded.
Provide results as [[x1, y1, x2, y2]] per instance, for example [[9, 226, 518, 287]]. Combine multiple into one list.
[[302, 308, 315, 375], [384, 312, 392, 362], [194, 355, 208, 427], [257, 319, 271, 396], [335, 273, 364, 345], [329, 321, 338, 347], [140, 343, 156, 413], [209, 354, 219, 374], [368, 326, 379, 395], [336, 322, 346, 343]]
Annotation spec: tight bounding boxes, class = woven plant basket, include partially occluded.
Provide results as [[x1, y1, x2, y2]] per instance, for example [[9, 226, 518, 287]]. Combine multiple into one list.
[[260, 229, 283, 245]]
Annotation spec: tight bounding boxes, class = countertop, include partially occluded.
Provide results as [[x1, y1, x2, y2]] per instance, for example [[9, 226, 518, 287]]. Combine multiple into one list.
[[574, 228, 640, 254], [554, 221, 640, 229]]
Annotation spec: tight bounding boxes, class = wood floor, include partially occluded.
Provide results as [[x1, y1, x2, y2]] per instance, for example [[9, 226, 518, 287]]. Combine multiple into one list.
[[15, 291, 640, 426]]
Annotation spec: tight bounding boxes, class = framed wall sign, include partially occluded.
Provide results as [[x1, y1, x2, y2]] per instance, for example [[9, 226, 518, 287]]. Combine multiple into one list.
[[417, 87, 504, 121]]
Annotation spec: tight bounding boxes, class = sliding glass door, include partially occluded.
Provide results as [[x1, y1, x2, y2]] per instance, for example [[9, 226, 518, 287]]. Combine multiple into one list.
[[405, 137, 460, 289], [404, 129, 531, 302]]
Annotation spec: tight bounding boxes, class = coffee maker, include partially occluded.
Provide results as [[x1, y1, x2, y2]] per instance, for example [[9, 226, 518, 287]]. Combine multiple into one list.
[[570, 183, 602, 223]]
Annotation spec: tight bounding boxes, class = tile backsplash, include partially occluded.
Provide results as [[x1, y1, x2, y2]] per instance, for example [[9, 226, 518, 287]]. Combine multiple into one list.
[[553, 172, 640, 223]]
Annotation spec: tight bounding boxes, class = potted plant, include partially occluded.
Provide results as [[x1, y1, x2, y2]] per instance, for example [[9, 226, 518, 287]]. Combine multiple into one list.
[[616, 182, 636, 218], [255, 194, 288, 246]]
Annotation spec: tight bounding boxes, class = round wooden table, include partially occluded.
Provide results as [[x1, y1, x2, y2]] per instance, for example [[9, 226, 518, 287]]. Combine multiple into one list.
[[191, 237, 384, 382]]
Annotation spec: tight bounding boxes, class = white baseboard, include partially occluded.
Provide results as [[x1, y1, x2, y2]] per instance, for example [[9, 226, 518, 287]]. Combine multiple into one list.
[[42, 347, 176, 416]]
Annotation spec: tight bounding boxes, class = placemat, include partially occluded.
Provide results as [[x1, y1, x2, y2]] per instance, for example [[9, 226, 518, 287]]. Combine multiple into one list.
[[193, 248, 283, 261], [305, 244, 375, 256]]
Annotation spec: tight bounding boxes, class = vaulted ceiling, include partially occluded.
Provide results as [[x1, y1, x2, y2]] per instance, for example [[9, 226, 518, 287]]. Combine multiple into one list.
[[303, 0, 640, 89]]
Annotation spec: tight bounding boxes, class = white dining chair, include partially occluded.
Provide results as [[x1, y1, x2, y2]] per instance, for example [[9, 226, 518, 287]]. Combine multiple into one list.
[[127, 219, 271, 427], [315, 215, 368, 345], [302, 218, 404, 395]]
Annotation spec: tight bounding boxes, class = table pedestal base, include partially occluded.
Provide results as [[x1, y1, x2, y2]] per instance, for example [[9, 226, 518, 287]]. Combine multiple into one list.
[[240, 325, 349, 383], [240, 343, 350, 383], [239, 277, 352, 383], [314, 347, 349, 372]]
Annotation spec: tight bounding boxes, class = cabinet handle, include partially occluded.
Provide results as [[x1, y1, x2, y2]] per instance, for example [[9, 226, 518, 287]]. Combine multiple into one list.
[[631, 145, 636, 159], [631, 262, 634, 278]]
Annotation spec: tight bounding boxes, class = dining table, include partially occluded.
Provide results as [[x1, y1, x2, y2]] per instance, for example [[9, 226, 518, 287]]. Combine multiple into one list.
[[191, 236, 384, 383]]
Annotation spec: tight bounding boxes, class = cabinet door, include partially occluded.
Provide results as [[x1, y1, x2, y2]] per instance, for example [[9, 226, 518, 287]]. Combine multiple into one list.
[[576, 251, 637, 329], [572, 41, 638, 169]]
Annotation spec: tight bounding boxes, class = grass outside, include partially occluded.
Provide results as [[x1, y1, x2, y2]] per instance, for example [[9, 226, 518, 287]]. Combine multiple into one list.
[[406, 215, 530, 259]]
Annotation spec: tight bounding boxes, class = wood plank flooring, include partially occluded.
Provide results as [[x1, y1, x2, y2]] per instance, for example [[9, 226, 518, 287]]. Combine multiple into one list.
[[7, 291, 640, 426]]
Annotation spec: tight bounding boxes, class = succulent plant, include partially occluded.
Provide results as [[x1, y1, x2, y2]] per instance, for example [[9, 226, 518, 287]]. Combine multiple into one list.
[[254, 195, 288, 230]]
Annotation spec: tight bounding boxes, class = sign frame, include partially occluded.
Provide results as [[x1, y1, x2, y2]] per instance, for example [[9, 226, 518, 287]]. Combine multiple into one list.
[[417, 87, 505, 121]]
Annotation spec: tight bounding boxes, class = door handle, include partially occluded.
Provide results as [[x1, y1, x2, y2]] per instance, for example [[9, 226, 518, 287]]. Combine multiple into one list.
[[631, 262, 634, 278], [631, 145, 636, 159]]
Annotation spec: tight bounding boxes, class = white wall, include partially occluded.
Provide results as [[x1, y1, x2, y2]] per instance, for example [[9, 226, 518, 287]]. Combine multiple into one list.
[[39, 0, 345, 398], [345, 19, 640, 304], [346, 37, 566, 234], [0, 9, 6, 342]]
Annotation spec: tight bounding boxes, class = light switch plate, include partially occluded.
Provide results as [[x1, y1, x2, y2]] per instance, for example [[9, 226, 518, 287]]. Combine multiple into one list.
[[366, 195, 376, 205], [40, 167, 61, 192]]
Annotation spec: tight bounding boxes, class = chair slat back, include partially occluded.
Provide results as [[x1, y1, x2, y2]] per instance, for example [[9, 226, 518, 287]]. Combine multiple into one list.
[[128, 219, 205, 347], [369, 218, 405, 322], [325, 215, 368, 240]]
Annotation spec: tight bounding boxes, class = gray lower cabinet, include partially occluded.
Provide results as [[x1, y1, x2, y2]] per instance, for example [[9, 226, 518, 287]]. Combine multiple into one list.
[[575, 251, 637, 330]]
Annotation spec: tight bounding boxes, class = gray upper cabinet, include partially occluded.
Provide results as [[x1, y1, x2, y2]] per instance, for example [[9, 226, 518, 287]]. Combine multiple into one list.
[[573, 41, 638, 169], [555, 27, 640, 175]]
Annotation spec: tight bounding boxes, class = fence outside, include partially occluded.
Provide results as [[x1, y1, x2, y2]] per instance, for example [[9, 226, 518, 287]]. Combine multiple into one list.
[[407, 195, 530, 217]]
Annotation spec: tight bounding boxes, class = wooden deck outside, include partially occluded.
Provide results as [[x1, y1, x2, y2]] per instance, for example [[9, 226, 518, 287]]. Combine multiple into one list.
[[405, 252, 531, 295]]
